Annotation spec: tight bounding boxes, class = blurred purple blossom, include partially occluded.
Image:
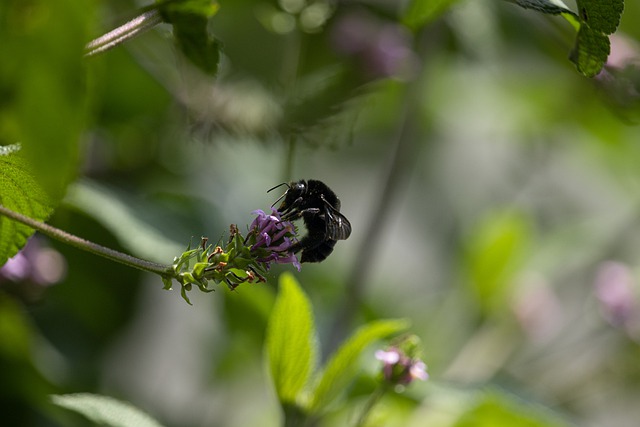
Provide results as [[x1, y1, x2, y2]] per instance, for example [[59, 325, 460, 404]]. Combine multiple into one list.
[[594, 35, 640, 121], [511, 274, 564, 343], [331, 10, 417, 79], [1, 237, 66, 302], [375, 346, 428, 386], [0, 237, 66, 286], [595, 261, 638, 329]]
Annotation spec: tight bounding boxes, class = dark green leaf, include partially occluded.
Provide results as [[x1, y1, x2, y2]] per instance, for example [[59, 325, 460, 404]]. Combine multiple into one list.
[[0, 146, 54, 266], [570, 24, 611, 78], [0, 0, 93, 201], [309, 319, 410, 414], [51, 393, 165, 427], [571, 0, 623, 77], [266, 273, 317, 406], [506, 0, 624, 76], [576, 0, 624, 35], [156, 0, 221, 75], [402, 0, 465, 30]]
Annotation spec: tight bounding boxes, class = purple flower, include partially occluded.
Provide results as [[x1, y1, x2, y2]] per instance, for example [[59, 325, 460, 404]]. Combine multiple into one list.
[[0, 237, 66, 286], [250, 209, 301, 271], [595, 261, 638, 328], [331, 11, 417, 79], [375, 346, 428, 386]]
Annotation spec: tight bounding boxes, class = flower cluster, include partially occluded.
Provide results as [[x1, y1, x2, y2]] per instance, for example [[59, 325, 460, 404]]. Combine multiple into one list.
[[165, 208, 300, 304], [375, 335, 428, 387], [249, 209, 301, 271]]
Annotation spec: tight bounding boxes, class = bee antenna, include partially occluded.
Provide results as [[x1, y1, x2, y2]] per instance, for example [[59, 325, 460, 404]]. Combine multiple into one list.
[[267, 182, 289, 193], [268, 182, 290, 208], [270, 192, 288, 208]]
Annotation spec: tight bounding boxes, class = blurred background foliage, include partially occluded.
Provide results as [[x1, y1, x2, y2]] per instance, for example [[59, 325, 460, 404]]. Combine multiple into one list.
[[3, 0, 640, 426]]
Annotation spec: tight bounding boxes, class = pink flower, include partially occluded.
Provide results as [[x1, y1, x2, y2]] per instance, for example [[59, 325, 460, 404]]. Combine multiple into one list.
[[375, 346, 428, 386]]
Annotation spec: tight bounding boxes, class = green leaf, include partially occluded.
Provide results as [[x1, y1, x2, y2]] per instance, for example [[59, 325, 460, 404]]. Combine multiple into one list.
[[0, 293, 33, 360], [51, 393, 165, 427], [63, 180, 184, 263], [156, 0, 221, 75], [0, 147, 54, 265], [266, 273, 317, 406], [452, 388, 570, 427], [570, 24, 611, 78], [505, 0, 580, 30], [506, 0, 576, 16], [309, 319, 410, 414], [507, 0, 624, 77], [463, 211, 531, 315], [402, 0, 465, 30], [0, 0, 93, 201], [568, 0, 623, 77], [576, 0, 624, 35]]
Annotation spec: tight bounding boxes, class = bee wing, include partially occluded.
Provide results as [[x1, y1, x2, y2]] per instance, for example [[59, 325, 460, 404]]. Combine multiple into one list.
[[323, 204, 352, 241]]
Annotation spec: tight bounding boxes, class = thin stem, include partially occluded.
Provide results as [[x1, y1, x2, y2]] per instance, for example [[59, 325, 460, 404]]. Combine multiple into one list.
[[354, 386, 387, 427], [85, 9, 163, 57], [327, 86, 420, 352], [0, 204, 172, 277], [326, 26, 437, 354]]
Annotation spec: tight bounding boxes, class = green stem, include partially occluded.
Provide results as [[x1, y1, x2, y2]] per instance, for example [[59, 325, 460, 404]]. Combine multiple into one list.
[[355, 386, 388, 427], [0, 204, 172, 278], [85, 9, 162, 57]]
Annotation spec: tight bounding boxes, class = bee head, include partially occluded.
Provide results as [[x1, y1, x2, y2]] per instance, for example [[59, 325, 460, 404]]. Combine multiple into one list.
[[268, 180, 308, 215]]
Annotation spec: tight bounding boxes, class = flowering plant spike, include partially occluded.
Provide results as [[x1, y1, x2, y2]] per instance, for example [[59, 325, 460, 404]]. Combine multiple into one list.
[[375, 335, 428, 388], [164, 208, 300, 304]]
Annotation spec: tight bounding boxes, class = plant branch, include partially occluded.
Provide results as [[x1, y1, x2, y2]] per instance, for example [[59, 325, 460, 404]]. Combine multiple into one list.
[[85, 9, 163, 57], [0, 204, 172, 277]]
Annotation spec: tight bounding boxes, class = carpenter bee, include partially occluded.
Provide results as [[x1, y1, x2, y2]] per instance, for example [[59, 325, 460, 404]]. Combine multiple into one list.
[[269, 179, 351, 263]]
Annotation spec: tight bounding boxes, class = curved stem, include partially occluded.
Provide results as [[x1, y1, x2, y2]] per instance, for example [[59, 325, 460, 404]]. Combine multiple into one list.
[[85, 9, 163, 57], [0, 204, 172, 277]]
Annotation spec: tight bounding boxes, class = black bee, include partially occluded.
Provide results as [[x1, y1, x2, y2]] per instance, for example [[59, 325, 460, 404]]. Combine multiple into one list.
[[269, 179, 352, 263]]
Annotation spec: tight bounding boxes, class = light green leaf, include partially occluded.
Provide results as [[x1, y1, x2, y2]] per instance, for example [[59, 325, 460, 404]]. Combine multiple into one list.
[[402, 0, 464, 30], [51, 393, 165, 427], [452, 388, 570, 427], [309, 319, 410, 413], [0, 0, 93, 201], [0, 147, 54, 265], [266, 273, 317, 406], [464, 211, 532, 315]]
